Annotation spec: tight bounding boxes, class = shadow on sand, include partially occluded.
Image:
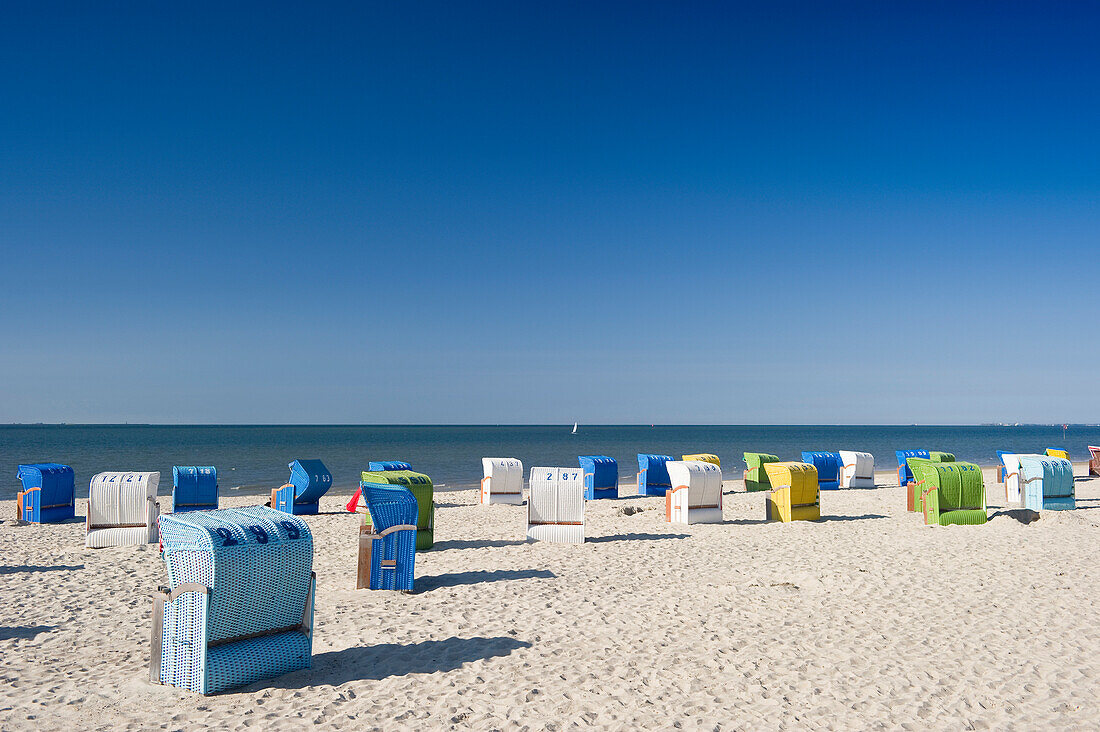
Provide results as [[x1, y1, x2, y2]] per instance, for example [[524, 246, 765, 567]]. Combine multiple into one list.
[[417, 568, 554, 592], [0, 625, 56, 641], [0, 564, 83, 575]]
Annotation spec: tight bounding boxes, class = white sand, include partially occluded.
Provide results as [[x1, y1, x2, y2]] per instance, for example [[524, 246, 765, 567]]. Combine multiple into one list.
[[3, 468, 1100, 730]]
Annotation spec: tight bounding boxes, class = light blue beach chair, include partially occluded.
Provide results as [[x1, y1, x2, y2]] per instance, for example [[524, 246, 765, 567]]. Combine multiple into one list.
[[16, 463, 75, 523], [637, 454, 674, 497], [579, 455, 618, 499], [272, 459, 331, 515], [172, 466, 218, 513], [356, 483, 418, 591], [151, 506, 315, 695], [1018, 455, 1075, 511]]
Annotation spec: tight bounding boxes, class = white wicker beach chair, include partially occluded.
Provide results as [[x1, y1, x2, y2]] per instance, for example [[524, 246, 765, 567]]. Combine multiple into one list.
[[838, 451, 875, 489], [665, 460, 723, 524], [526, 467, 585, 543], [86, 471, 160, 548], [481, 458, 524, 505]]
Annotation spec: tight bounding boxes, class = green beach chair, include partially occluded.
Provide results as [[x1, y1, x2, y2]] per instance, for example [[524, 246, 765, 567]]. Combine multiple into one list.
[[743, 453, 780, 492], [908, 460, 987, 526], [360, 469, 435, 550], [928, 451, 956, 463]]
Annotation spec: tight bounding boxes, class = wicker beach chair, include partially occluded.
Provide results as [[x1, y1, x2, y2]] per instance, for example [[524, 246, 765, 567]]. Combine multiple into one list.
[[16, 463, 75, 523], [86, 472, 160, 548], [172, 466, 218, 513], [637, 454, 674, 497], [272, 459, 331, 515], [762, 462, 820, 522], [358, 470, 434, 550], [481, 458, 524, 505], [996, 450, 1015, 484], [743, 453, 780, 492], [1045, 448, 1070, 460], [907, 460, 986, 526], [896, 450, 930, 491], [356, 483, 417, 591], [801, 451, 842, 490], [1090, 446, 1100, 477], [151, 506, 315, 695], [368, 461, 412, 472], [665, 460, 723, 524], [929, 451, 956, 463], [838, 451, 875, 489], [1015, 455, 1075, 511], [578, 455, 618, 499], [681, 453, 720, 466], [527, 467, 585, 543]]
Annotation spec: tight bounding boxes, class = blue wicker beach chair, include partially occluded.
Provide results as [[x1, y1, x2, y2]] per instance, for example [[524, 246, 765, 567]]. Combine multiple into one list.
[[896, 450, 930, 489], [152, 506, 315, 695], [800, 452, 842, 490], [272, 459, 331, 515], [368, 461, 412, 472], [637, 454, 674, 497], [16, 463, 75, 523], [172, 466, 218, 513], [578, 455, 618, 499], [356, 483, 417, 591]]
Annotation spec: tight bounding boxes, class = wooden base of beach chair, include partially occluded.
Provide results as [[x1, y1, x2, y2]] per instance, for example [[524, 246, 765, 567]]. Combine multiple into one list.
[[356, 524, 372, 589], [16, 491, 22, 521]]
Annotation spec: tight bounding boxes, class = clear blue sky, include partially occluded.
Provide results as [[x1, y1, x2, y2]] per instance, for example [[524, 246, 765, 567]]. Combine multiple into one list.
[[2, 2, 1097, 424]]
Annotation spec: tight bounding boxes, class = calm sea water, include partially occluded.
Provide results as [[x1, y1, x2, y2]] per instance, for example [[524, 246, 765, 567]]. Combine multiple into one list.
[[2, 424, 1097, 500]]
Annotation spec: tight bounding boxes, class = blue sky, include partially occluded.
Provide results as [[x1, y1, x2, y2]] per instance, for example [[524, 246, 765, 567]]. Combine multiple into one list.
[[2, 2, 1098, 424]]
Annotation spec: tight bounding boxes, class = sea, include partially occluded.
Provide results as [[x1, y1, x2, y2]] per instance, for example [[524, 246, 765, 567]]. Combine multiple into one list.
[[2, 424, 1098, 500]]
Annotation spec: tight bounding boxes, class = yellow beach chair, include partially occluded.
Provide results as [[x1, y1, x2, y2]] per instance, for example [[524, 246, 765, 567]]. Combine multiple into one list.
[[762, 462, 820, 522], [681, 453, 720, 466]]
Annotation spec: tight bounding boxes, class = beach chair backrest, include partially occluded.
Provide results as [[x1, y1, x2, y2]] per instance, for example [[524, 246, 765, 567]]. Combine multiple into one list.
[[667, 460, 723, 509], [637, 454, 673, 492], [368, 461, 412, 472], [763, 462, 818, 505], [800, 452, 841, 483], [1018, 455, 1074, 499], [288, 459, 332, 503], [172, 466, 218, 511], [16, 463, 75, 512], [837, 451, 874, 487], [909, 461, 983, 511], [482, 458, 524, 497], [1045, 448, 1070, 460], [527, 467, 584, 542], [89, 472, 160, 527], [681, 453, 720, 466]]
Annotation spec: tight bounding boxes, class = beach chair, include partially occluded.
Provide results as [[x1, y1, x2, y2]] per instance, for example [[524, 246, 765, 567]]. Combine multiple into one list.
[[896, 450, 930, 489], [838, 451, 875, 489], [743, 453, 780, 492], [86, 471, 160, 548], [665, 460, 723, 524], [272, 459, 331, 516], [151, 506, 314, 695], [929, 451, 956, 463], [762, 462, 820, 522], [527, 467, 585, 543], [358, 470, 434, 550], [800, 451, 842, 490], [681, 453, 720, 466], [637, 454, 674, 496], [356, 483, 417, 591], [368, 461, 412, 472], [481, 458, 524, 505], [996, 450, 1014, 483], [1090, 446, 1100, 477], [16, 463, 75, 523], [172, 466, 218, 513], [908, 460, 986, 526], [1045, 448, 1070, 460], [1015, 455, 1075, 511], [578, 455, 618, 499]]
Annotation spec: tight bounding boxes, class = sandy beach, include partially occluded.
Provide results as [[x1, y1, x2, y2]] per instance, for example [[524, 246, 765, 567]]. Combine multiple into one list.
[[3, 467, 1099, 730]]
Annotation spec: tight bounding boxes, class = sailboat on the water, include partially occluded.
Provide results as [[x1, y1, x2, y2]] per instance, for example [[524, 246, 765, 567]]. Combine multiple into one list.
[[571, 422, 578, 434]]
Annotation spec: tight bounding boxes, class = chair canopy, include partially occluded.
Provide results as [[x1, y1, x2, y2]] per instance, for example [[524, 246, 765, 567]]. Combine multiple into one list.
[[172, 466, 218, 512], [929, 452, 956, 463], [1045, 448, 1070, 460], [895, 450, 930, 485], [578, 455, 618, 499], [368, 461, 412, 472], [743, 453, 780, 491], [666, 460, 723, 524], [681, 453, 720, 466], [527, 467, 585, 543], [637, 454, 674, 496], [800, 452, 842, 490], [287, 460, 332, 504], [16, 463, 75, 523], [837, 451, 874, 489]]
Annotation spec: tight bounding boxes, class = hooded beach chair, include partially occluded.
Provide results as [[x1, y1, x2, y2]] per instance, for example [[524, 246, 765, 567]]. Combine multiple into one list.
[[1007, 454, 1075, 511], [996, 450, 1015, 483], [681, 453, 720, 466], [1090, 446, 1100, 477], [838, 451, 875, 489], [272, 459, 331, 515], [481, 458, 524, 505], [356, 469, 434, 549], [356, 483, 417, 591], [743, 453, 780, 492], [527, 467, 585, 543], [172, 466, 218, 513], [762, 462, 820, 522], [801, 452, 842, 490], [907, 460, 986, 526], [1045, 448, 1070, 460], [665, 460, 723, 524], [579, 455, 618, 499], [368, 461, 412, 472], [896, 450, 930, 488], [16, 463, 75, 523], [929, 452, 956, 463], [86, 471, 160, 548], [151, 506, 314, 695], [637, 454, 674, 496]]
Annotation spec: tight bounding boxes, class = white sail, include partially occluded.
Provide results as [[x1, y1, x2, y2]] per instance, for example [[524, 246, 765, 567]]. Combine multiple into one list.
[[572, 422, 578, 434]]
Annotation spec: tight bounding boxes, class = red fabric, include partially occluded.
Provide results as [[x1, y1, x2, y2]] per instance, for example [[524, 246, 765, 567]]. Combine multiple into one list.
[[345, 488, 361, 513]]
